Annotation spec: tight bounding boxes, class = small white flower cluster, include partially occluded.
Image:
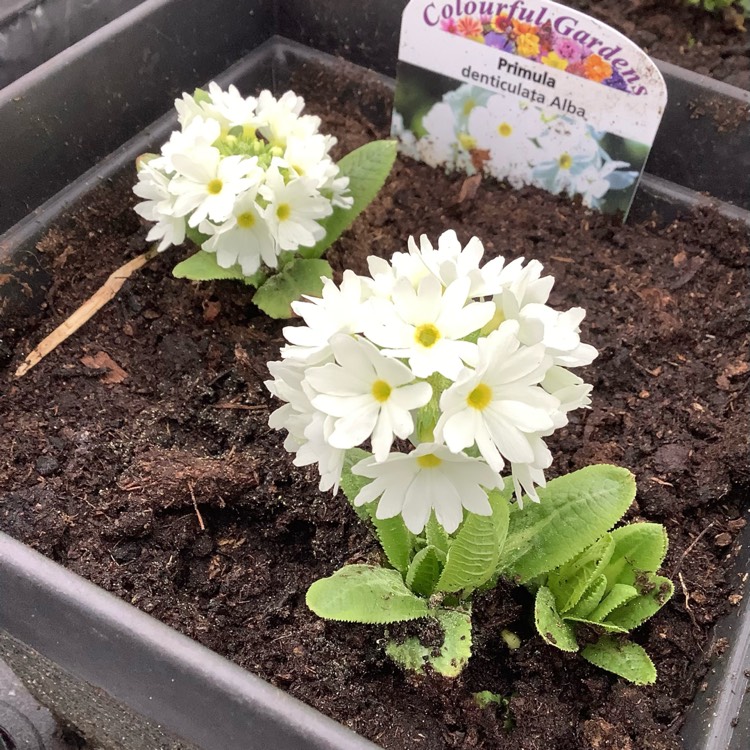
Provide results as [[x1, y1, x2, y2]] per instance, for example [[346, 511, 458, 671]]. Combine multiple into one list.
[[393, 84, 638, 209], [266, 231, 597, 535], [133, 84, 352, 275]]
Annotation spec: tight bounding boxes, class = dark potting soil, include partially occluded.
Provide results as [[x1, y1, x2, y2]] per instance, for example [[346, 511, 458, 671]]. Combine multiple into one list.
[[565, 0, 750, 90], [1, 60, 749, 750]]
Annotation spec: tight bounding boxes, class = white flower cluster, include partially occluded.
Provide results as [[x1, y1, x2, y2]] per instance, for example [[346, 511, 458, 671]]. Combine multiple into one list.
[[393, 85, 638, 209], [266, 231, 597, 535], [133, 84, 352, 275]]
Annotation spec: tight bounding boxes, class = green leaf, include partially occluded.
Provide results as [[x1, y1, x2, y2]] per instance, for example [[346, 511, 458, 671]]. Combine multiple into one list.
[[588, 583, 639, 623], [252, 258, 333, 319], [499, 465, 636, 583], [436, 489, 510, 594], [603, 523, 669, 590], [306, 565, 429, 624], [406, 545, 442, 597], [299, 140, 397, 259], [385, 608, 472, 678], [426, 513, 450, 556], [340, 448, 372, 509], [192, 87, 211, 104], [474, 691, 508, 709], [172, 250, 247, 282], [568, 574, 608, 619], [534, 586, 578, 652], [605, 574, 674, 631], [372, 516, 414, 577], [549, 534, 614, 613], [564, 617, 628, 634], [184, 225, 211, 247], [582, 637, 657, 685], [340, 452, 415, 576]]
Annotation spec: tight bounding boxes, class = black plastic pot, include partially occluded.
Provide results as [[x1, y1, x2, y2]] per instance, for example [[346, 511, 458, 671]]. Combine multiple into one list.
[[0, 0, 146, 89], [0, 2, 748, 749]]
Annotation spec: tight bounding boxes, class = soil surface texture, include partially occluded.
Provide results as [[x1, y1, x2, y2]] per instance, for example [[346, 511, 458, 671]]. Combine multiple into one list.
[[566, 0, 749, 89], [1, 61, 749, 750]]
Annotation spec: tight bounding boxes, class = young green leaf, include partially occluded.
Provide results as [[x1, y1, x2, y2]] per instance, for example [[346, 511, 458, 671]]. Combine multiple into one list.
[[588, 583, 639, 623], [436, 489, 510, 594], [426, 513, 450, 556], [603, 523, 669, 590], [534, 586, 579, 652], [252, 258, 333, 318], [406, 545, 442, 597], [340, 448, 372, 516], [499, 465, 636, 583], [549, 534, 614, 614], [298, 140, 397, 260], [371, 516, 414, 577], [385, 608, 472, 678], [605, 574, 674, 631], [582, 637, 657, 685], [172, 250, 247, 282], [567, 573, 608, 619], [306, 565, 429, 624]]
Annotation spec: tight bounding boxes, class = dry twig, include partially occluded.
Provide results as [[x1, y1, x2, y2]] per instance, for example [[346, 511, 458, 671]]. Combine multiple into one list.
[[15, 246, 158, 378]]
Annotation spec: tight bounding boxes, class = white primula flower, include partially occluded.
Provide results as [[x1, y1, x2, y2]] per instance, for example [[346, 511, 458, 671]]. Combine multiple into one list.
[[259, 164, 332, 251], [199, 190, 275, 275], [306, 335, 432, 461], [257, 90, 320, 147], [266, 360, 314, 453], [408, 230, 508, 297], [170, 149, 262, 227], [443, 84, 493, 129], [391, 111, 420, 161], [531, 118, 600, 194], [135, 86, 354, 278], [205, 81, 261, 132], [419, 102, 459, 168], [510, 433, 553, 505], [282, 271, 373, 363], [365, 275, 494, 379], [351, 443, 504, 534], [467, 96, 544, 181], [435, 322, 559, 473], [295, 411, 346, 493], [161, 116, 221, 172], [133, 162, 186, 252], [542, 365, 593, 428], [518, 304, 599, 367], [266, 360, 344, 492], [570, 159, 632, 207]]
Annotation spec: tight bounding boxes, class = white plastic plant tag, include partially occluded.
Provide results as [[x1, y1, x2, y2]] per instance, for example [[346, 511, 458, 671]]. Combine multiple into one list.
[[392, 0, 667, 219]]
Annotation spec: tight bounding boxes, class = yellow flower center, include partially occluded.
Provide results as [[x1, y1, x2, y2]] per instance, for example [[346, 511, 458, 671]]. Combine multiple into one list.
[[497, 122, 512, 137], [236, 211, 255, 229], [292, 164, 305, 175], [414, 323, 441, 349], [462, 99, 476, 117], [207, 178, 223, 195], [371, 379, 392, 403], [276, 203, 291, 221], [458, 132, 477, 150], [416, 453, 442, 469], [467, 383, 492, 410], [558, 153, 573, 170]]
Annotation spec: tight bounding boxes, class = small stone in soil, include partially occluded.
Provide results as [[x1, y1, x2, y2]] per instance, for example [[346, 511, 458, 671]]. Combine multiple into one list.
[[35, 456, 59, 476]]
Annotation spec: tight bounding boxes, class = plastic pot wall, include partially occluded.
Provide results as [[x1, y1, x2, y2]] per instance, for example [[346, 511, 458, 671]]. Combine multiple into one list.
[[0, 2, 748, 749], [0, 0, 146, 88]]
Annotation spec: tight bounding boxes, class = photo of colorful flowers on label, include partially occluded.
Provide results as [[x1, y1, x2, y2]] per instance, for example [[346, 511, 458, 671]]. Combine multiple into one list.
[[439, 12, 630, 93]]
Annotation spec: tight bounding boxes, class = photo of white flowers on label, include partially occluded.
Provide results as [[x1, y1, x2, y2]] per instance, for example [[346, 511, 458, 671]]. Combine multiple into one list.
[[395, 0, 667, 218]]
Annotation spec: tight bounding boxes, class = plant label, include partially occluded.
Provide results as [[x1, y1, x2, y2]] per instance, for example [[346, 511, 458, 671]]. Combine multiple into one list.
[[392, 0, 668, 219]]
